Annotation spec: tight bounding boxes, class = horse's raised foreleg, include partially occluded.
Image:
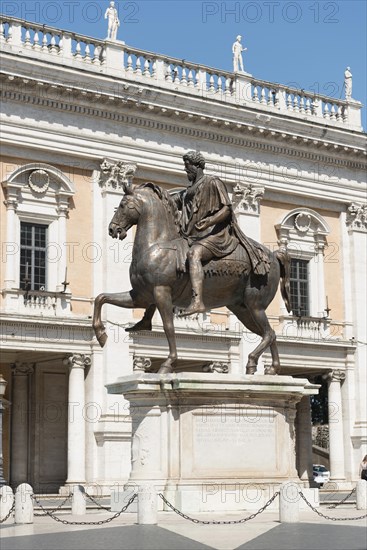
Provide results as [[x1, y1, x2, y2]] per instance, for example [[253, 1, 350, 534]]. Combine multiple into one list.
[[153, 286, 177, 374], [93, 291, 135, 348]]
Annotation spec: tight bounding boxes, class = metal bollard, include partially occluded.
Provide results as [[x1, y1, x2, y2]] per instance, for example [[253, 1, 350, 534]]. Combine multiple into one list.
[[279, 482, 300, 523], [137, 484, 157, 525], [0, 486, 14, 522], [15, 483, 33, 524], [356, 480, 367, 510], [72, 484, 86, 515]]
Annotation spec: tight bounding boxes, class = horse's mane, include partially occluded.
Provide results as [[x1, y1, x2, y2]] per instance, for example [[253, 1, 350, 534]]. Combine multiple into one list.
[[136, 182, 181, 234]]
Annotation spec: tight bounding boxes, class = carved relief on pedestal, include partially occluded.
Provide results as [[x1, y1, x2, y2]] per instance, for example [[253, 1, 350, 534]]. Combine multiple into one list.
[[131, 420, 150, 467], [232, 183, 264, 215], [346, 203, 367, 231], [98, 159, 137, 191]]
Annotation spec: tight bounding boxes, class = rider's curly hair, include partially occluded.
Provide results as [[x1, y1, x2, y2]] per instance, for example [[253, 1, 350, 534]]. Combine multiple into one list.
[[182, 151, 205, 169]]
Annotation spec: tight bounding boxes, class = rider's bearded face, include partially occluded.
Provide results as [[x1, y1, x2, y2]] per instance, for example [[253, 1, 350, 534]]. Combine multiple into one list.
[[184, 160, 198, 183]]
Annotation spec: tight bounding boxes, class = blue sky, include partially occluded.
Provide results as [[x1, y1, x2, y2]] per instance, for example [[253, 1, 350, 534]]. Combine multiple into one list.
[[2, 0, 366, 128]]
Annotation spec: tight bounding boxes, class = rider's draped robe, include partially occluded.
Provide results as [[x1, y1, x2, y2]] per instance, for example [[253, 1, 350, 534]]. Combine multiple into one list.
[[174, 175, 270, 275]]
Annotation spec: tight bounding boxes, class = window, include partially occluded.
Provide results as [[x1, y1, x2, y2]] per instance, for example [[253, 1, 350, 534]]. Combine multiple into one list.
[[20, 222, 47, 291], [290, 259, 309, 316]]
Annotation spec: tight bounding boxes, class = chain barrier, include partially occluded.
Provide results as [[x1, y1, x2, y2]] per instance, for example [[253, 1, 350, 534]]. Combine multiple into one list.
[[158, 491, 279, 525], [83, 492, 113, 512], [299, 492, 367, 521], [0, 502, 15, 523], [31, 493, 137, 526], [34, 495, 71, 517], [327, 487, 356, 509]]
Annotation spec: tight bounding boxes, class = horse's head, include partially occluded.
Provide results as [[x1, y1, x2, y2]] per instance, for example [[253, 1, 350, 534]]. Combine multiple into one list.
[[109, 189, 142, 240]]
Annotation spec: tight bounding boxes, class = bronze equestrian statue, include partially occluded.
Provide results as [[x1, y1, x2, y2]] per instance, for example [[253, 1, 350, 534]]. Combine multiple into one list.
[[93, 151, 291, 375]]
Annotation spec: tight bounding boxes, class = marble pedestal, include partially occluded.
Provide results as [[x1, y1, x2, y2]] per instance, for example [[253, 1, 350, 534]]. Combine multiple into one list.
[[107, 373, 319, 512]]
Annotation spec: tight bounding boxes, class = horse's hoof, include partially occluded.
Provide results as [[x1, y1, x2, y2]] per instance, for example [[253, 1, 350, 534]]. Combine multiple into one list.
[[158, 365, 173, 375], [97, 332, 108, 348], [264, 366, 278, 375], [246, 366, 257, 375]]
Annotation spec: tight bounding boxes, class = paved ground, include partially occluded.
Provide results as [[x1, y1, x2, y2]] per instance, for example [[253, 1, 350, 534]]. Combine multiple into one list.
[[1, 506, 366, 550]]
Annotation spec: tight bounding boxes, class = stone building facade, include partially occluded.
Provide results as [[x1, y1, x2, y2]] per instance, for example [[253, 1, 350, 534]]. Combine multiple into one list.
[[0, 16, 366, 494]]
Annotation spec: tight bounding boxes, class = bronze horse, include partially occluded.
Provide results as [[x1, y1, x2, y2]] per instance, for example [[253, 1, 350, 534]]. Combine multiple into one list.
[[93, 182, 291, 375]]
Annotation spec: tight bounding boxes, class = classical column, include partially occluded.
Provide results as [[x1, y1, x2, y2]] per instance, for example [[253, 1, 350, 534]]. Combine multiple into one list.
[[3, 198, 18, 290], [296, 396, 313, 483], [327, 370, 346, 481], [10, 363, 34, 487], [65, 354, 91, 485]]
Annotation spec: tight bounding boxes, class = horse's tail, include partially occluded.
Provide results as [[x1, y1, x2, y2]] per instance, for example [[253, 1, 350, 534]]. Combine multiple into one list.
[[275, 249, 292, 313]]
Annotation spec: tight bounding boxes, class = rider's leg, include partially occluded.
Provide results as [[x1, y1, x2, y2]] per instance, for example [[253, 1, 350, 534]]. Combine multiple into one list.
[[182, 244, 212, 316], [125, 304, 156, 332]]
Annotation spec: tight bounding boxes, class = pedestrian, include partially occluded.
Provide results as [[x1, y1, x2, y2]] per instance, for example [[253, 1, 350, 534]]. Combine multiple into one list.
[[359, 455, 367, 480]]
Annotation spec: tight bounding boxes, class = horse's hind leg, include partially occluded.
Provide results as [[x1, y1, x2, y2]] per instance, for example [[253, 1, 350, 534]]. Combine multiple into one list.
[[93, 290, 136, 347], [229, 305, 277, 375]]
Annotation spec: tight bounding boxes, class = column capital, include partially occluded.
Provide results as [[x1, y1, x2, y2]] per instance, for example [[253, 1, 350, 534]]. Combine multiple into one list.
[[98, 159, 137, 192], [64, 354, 91, 370], [4, 198, 18, 212], [325, 369, 346, 383], [232, 183, 264, 215], [12, 362, 34, 376], [133, 356, 152, 372], [346, 203, 367, 232]]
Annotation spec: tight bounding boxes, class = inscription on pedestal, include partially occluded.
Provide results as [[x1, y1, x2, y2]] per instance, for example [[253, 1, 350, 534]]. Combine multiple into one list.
[[193, 413, 278, 473]]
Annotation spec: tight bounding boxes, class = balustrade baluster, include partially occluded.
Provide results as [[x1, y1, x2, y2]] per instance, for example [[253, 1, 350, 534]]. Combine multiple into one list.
[[74, 40, 82, 59], [6, 24, 12, 42], [84, 43, 91, 62], [50, 34, 58, 54], [217, 76, 223, 94], [152, 59, 157, 77], [181, 68, 187, 86], [58, 35, 63, 54], [126, 54, 133, 72], [135, 57, 142, 75], [173, 66, 180, 84], [299, 96, 306, 114], [24, 28, 31, 47], [287, 93, 293, 111], [42, 33, 48, 51], [225, 77, 231, 97], [143, 58, 150, 76], [33, 30, 40, 50], [195, 72, 200, 88], [267, 89, 274, 106], [305, 97, 311, 114], [293, 95, 299, 112], [93, 45, 101, 64], [253, 86, 259, 103], [323, 103, 330, 119], [101, 46, 106, 65], [165, 64, 173, 82], [208, 74, 215, 92], [188, 69, 194, 87], [330, 104, 336, 120], [337, 105, 343, 121], [259, 87, 266, 104]]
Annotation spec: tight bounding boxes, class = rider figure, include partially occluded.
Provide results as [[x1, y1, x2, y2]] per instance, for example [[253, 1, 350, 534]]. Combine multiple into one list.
[[176, 151, 238, 316], [126, 151, 270, 329]]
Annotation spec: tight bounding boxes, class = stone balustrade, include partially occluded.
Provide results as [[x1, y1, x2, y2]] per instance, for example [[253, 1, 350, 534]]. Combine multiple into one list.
[[0, 15, 362, 130], [1, 288, 72, 316]]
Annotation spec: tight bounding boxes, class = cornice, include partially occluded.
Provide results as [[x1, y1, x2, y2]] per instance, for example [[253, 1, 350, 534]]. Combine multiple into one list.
[[1, 70, 366, 170]]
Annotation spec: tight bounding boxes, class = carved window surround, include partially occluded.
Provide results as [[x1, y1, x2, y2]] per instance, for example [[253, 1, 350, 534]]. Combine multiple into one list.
[[276, 208, 330, 318], [2, 163, 75, 313]]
